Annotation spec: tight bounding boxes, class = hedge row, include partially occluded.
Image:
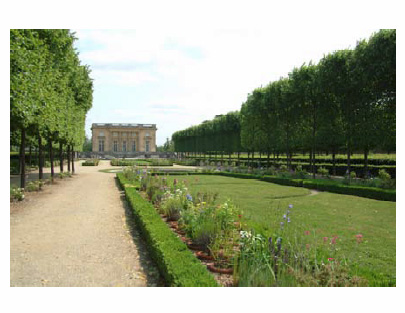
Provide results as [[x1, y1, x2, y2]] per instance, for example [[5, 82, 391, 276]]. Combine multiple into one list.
[[190, 156, 396, 166], [82, 159, 100, 166], [216, 172, 395, 202], [111, 159, 174, 167], [116, 173, 218, 287], [123, 171, 395, 202], [301, 180, 396, 202], [192, 158, 396, 178]]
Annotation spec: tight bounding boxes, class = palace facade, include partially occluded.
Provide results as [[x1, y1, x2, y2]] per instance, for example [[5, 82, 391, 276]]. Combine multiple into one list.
[[91, 123, 157, 155]]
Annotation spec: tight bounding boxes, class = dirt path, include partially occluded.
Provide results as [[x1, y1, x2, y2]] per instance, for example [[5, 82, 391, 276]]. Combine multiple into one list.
[[10, 160, 162, 287]]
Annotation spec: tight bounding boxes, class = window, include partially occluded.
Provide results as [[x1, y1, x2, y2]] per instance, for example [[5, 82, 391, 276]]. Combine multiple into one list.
[[113, 141, 118, 152], [145, 140, 150, 152], [132, 141, 136, 152], [113, 132, 118, 137], [123, 141, 127, 152], [122, 132, 127, 137], [99, 140, 104, 152], [99, 131, 104, 136], [145, 132, 150, 136]]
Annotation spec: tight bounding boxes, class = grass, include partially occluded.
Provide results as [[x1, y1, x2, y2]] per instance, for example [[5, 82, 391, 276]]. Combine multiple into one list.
[[165, 174, 396, 286]]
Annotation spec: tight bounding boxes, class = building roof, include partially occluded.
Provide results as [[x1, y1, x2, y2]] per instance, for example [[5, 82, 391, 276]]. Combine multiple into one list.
[[92, 123, 156, 129]]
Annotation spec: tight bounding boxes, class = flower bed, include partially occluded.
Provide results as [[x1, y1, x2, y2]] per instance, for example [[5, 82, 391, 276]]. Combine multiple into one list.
[[116, 173, 218, 287]]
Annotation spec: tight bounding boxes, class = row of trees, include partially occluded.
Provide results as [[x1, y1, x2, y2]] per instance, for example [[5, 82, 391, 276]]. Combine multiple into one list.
[[172, 112, 241, 159], [171, 29, 396, 177], [11, 29, 93, 188]]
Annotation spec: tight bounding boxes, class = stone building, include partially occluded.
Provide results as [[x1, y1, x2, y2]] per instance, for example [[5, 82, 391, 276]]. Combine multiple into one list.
[[91, 123, 157, 156]]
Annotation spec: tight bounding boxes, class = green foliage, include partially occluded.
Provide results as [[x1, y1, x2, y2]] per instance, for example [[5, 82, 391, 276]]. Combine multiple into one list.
[[10, 187, 25, 201], [302, 180, 395, 202], [116, 174, 218, 286], [111, 159, 173, 166], [317, 167, 329, 177], [82, 159, 100, 166], [10, 29, 93, 187], [378, 169, 395, 189]]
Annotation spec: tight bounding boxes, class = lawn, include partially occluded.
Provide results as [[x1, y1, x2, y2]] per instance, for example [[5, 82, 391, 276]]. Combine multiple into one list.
[[168, 174, 396, 286]]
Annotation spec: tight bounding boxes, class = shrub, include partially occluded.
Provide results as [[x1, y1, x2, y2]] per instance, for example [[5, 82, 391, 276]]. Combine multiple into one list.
[[26, 181, 41, 192], [10, 187, 24, 201], [302, 180, 395, 201], [294, 165, 308, 179], [279, 164, 288, 172], [82, 159, 100, 166], [58, 172, 72, 179], [378, 169, 395, 189], [317, 167, 330, 178]]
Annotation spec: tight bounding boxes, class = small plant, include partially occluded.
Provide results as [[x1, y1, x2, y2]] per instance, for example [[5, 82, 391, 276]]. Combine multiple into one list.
[[10, 187, 25, 201], [279, 165, 288, 172], [58, 172, 72, 179], [350, 171, 357, 179], [294, 165, 307, 178], [26, 181, 40, 192], [378, 169, 395, 189], [317, 167, 329, 178]]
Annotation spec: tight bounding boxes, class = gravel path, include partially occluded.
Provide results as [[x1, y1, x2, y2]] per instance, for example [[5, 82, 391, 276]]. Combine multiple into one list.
[[10, 160, 162, 287]]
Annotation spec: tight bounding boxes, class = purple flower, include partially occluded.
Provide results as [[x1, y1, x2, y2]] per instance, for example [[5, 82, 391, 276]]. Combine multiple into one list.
[[186, 194, 193, 201], [289, 204, 293, 209], [283, 214, 287, 219], [287, 217, 291, 223]]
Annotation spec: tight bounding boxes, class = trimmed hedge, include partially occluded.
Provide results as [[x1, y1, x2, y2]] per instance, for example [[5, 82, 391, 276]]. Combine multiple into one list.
[[116, 173, 218, 287], [82, 159, 100, 166], [111, 159, 174, 167], [302, 180, 396, 202]]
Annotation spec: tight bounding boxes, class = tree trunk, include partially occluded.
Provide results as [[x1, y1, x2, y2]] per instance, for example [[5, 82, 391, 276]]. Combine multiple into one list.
[[72, 147, 75, 174], [20, 128, 26, 189], [247, 151, 250, 167], [59, 142, 64, 172], [252, 151, 255, 168], [67, 145, 71, 172], [347, 146, 351, 178], [28, 144, 32, 169], [38, 134, 43, 180], [312, 149, 316, 179], [49, 138, 54, 178], [267, 151, 270, 168], [364, 148, 369, 178], [332, 151, 336, 176]]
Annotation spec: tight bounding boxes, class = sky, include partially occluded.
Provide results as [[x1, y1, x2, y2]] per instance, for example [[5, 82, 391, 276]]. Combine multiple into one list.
[[73, 27, 379, 146]]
